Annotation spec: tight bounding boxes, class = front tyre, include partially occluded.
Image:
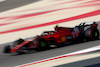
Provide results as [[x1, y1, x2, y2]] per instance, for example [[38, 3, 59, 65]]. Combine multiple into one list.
[[35, 38, 48, 51]]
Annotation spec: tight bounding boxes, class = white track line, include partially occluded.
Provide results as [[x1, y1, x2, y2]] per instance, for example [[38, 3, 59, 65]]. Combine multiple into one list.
[[15, 45, 100, 67]]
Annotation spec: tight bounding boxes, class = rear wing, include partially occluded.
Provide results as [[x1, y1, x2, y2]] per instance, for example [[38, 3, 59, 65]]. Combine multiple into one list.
[[79, 21, 100, 29], [79, 21, 100, 26]]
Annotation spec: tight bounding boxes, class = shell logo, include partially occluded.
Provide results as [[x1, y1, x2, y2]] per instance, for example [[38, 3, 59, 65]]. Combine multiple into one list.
[[60, 36, 67, 43]]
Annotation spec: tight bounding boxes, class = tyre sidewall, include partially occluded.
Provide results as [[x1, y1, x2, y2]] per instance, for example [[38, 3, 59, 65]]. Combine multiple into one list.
[[85, 28, 99, 40], [35, 38, 48, 51]]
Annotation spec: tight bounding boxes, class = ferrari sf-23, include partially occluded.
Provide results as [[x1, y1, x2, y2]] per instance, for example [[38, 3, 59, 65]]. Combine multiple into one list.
[[3, 21, 99, 54]]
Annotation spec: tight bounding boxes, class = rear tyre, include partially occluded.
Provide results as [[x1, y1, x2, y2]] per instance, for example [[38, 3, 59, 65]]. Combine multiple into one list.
[[3, 45, 11, 53], [85, 28, 99, 41]]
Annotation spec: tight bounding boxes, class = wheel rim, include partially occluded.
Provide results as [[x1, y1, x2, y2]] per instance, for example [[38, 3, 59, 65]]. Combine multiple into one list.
[[95, 32, 97, 37], [92, 29, 99, 40], [40, 41, 46, 47]]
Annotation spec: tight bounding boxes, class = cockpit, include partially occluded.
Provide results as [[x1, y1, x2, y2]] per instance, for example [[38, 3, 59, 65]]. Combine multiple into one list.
[[41, 31, 54, 36]]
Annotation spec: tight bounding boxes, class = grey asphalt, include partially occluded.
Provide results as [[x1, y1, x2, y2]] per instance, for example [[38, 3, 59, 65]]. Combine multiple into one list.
[[0, 40, 100, 67], [0, 0, 40, 12], [0, 0, 100, 67]]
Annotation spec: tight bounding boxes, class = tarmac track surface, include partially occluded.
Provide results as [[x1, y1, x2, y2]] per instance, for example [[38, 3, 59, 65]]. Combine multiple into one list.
[[0, 40, 100, 67], [0, 0, 100, 67]]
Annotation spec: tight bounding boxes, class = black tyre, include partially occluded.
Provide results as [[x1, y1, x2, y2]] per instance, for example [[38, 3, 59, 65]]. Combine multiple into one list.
[[85, 28, 99, 41], [35, 38, 48, 51], [3, 45, 11, 53]]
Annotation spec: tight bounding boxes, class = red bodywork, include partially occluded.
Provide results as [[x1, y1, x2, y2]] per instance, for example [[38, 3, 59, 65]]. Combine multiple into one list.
[[10, 39, 35, 53], [10, 41, 32, 53], [38, 27, 73, 43], [10, 23, 97, 53], [10, 26, 76, 53]]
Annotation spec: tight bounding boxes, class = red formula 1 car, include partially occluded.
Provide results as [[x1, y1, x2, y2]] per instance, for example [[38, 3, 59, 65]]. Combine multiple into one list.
[[3, 22, 99, 54]]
